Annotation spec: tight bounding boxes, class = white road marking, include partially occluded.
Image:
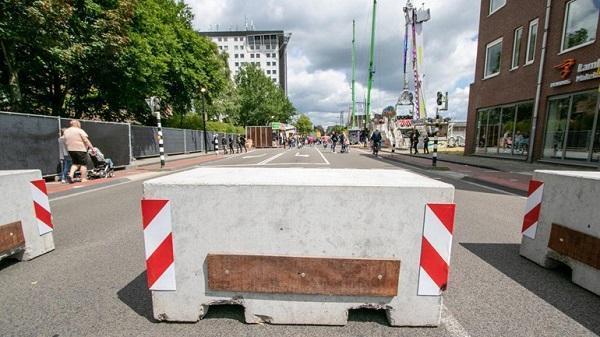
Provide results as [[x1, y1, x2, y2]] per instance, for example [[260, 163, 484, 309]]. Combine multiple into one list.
[[314, 146, 330, 165], [256, 151, 287, 165], [442, 305, 472, 337], [50, 180, 133, 202], [295, 152, 310, 157], [242, 153, 266, 159]]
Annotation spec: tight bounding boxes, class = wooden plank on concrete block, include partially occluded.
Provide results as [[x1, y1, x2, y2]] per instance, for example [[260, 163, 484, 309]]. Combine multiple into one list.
[[207, 253, 400, 297], [0, 221, 25, 256], [548, 223, 600, 270]]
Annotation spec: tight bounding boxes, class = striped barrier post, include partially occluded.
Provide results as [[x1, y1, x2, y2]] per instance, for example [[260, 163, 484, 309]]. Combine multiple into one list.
[[141, 199, 176, 291], [30, 179, 53, 235], [418, 203, 456, 296], [522, 180, 544, 239]]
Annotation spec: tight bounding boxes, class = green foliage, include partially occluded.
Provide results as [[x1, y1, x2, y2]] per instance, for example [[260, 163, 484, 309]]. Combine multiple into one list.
[[163, 112, 243, 133], [235, 64, 295, 127], [294, 114, 313, 135], [0, 0, 229, 124]]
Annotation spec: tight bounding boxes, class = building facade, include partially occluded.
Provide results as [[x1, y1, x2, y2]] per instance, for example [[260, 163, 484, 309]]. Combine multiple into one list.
[[200, 30, 291, 94], [466, 0, 600, 166]]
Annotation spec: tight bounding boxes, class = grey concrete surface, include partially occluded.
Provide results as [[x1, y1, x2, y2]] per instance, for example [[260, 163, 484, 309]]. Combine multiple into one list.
[[0, 148, 598, 337]]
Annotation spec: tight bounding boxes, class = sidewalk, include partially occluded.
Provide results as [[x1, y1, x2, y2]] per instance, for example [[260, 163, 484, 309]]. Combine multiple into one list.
[[47, 151, 228, 196]]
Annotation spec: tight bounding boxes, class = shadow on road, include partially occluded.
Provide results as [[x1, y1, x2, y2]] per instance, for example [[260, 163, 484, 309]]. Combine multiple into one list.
[[461, 243, 600, 335], [117, 271, 156, 322]]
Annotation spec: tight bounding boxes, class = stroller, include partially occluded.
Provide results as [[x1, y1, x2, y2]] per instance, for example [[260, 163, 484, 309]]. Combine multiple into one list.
[[87, 147, 114, 179]]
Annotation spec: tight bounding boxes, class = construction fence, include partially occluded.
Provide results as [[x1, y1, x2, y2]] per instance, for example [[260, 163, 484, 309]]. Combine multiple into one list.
[[0, 111, 240, 176]]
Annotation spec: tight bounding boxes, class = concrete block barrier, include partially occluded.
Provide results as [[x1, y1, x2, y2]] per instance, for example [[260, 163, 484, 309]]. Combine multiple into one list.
[[520, 171, 600, 295], [0, 170, 55, 261], [142, 168, 455, 326]]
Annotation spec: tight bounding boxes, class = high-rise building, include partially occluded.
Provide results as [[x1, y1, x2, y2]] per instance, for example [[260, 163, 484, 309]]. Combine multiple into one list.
[[466, 0, 599, 166], [200, 30, 291, 94]]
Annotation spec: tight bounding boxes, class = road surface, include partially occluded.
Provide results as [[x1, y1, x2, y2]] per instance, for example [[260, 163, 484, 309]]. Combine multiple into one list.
[[1, 147, 598, 337]]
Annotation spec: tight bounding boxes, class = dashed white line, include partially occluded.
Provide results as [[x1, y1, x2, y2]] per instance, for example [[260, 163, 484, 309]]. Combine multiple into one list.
[[256, 151, 288, 165], [314, 146, 330, 165], [442, 305, 472, 337]]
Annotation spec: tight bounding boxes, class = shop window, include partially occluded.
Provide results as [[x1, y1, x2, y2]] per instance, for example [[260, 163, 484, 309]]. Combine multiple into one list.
[[484, 38, 502, 78], [489, 0, 506, 15], [561, 0, 599, 52], [544, 92, 599, 162], [499, 106, 516, 154], [475, 101, 534, 157], [514, 102, 533, 156], [544, 97, 572, 159], [475, 109, 489, 154], [486, 108, 501, 154], [526, 19, 538, 65], [511, 27, 523, 69]]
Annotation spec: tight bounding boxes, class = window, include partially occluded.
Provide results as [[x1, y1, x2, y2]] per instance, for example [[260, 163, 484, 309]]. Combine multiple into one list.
[[526, 19, 538, 64], [561, 0, 599, 52], [235, 62, 239, 67], [240, 54, 244, 59], [266, 62, 271, 66], [250, 54, 254, 58], [224, 38, 228, 42], [267, 70, 271, 74], [475, 101, 534, 156], [218, 37, 222, 42], [240, 45, 244, 50], [234, 54, 238, 58], [511, 27, 523, 69], [240, 37, 244, 42], [272, 70, 276, 74], [489, 0, 506, 15], [484, 38, 502, 78], [234, 46, 238, 50], [224, 45, 228, 50], [219, 46, 223, 50], [256, 54, 260, 58], [234, 37, 238, 41], [272, 78, 277, 82], [273, 61, 277, 66]]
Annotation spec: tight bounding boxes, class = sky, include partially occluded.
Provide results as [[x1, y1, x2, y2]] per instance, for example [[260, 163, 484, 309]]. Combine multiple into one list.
[[185, 0, 481, 126]]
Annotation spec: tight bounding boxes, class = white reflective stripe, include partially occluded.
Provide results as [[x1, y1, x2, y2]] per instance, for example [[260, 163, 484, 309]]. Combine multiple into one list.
[[143, 202, 172, 259], [30, 183, 50, 212], [522, 222, 537, 239], [150, 262, 176, 291], [159, 139, 164, 145], [525, 184, 543, 213], [418, 266, 441, 296], [423, 206, 453, 264], [37, 219, 53, 235]]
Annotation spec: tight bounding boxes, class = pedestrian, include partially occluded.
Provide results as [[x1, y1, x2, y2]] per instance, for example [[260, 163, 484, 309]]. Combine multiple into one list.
[[423, 134, 430, 154], [228, 135, 234, 154], [411, 130, 419, 154], [339, 133, 346, 153], [221, 135, 228, 154], [239, 134, 247, 153], [213, 134, 219, 154], [63, 120, 94, 183], [331, 131, 339, 153], [58, 128, 72, 184], [237, 135, 243, 153]]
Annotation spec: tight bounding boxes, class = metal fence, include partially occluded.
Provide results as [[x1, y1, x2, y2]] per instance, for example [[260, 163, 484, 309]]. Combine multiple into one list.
[[0, 111, 240, 176]]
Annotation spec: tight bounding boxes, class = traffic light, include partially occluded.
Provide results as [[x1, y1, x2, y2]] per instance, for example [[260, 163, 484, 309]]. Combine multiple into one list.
[[436, 92, 443, 106]]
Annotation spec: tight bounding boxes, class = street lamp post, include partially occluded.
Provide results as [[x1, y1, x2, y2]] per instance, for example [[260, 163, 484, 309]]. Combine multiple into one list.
[[433, 91, 448, 168], [200, 87, 208, 153], [146, 96, 165, 168]]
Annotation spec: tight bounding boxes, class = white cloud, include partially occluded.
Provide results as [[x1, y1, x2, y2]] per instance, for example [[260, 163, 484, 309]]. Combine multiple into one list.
[[186, 0, 480, 126]]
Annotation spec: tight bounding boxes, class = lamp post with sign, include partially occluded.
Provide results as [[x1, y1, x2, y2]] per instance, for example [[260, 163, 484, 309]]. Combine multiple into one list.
[[146, 96, 165, 168], [200, 87, 208, 153], [433, 91, 448, 167]]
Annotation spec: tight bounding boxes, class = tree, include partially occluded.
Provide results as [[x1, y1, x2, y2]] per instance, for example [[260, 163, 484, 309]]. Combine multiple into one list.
[[235, 64, 295, 126], [294, 114, 313, 135]]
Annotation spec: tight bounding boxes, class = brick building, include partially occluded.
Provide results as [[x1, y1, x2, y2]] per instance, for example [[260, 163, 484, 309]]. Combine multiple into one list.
[[466, 0, 600, 166]]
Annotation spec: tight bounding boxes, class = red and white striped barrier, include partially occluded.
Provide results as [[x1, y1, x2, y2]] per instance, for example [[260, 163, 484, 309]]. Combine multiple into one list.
[[30, 179, 53, 235], [141, 199, 176, 291], [522, 180, 543, 239], [418, 203, 456, 296]]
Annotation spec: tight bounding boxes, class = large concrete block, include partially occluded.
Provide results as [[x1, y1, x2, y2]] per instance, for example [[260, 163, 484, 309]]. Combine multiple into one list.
[[143, 168, 455, 326], [0, 170, 55, 261], [520, 170, 600, 295]]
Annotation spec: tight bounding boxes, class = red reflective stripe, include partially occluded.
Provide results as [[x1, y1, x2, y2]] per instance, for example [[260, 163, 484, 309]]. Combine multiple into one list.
[[146, 233, 174, 288], [420, 237, 449, 290], [31, 179, 48, 195], [522, 204, 541, 233], [33, 202, 53, 228], [141, 199, 169, 229], [428, 204, 456, 234], [528, 180, 543, 196]]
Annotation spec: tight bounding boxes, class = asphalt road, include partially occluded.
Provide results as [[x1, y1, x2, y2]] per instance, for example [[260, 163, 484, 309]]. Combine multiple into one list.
[[1, 147, 598, 337]]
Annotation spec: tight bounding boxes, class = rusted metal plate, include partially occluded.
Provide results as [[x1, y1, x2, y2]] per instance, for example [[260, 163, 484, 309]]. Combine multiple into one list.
[[548, 223, 600, 270], [0, 221, 25, 256], [207, 253, 400, 297]]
